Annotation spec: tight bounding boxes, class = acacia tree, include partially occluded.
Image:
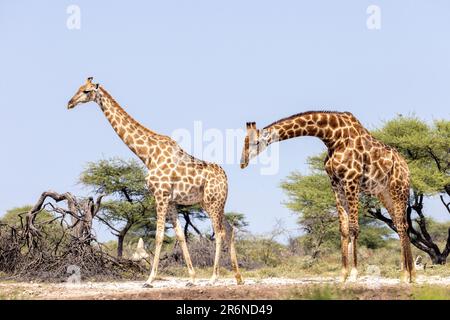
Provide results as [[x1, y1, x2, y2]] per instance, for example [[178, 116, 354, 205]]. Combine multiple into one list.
[[225, 212, 249, 231], [80, 158, 157, 258]]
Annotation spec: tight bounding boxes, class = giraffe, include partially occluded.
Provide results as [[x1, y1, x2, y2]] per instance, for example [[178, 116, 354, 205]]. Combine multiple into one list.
[[67, 77, 244, 287], [240, 111, 416, 283]]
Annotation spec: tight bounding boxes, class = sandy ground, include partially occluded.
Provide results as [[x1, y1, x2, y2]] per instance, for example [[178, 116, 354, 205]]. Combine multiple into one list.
[[1, 275, 449, 300]]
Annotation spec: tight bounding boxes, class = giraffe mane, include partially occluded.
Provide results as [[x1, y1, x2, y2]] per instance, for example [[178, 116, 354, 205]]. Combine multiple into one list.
[[263, 110, 351, 129]]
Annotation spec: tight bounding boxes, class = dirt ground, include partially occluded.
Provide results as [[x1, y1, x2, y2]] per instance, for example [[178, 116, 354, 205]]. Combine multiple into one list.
[[1, 275, 449, 300]]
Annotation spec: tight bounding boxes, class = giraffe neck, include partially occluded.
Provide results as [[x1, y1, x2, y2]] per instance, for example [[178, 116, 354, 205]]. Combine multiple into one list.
[[262, 111, 356, 149], [95, 86, 159, 164]]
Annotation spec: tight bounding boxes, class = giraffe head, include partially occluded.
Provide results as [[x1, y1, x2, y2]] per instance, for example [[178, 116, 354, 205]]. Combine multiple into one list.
[[67, 77, 100, 109], [240, 122, 272, 169]]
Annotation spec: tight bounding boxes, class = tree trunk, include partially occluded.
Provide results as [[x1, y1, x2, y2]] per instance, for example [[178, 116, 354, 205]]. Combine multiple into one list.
[[431, 254, 447, 265], [116, 222, 133, 258], [181, 212, 204, 240], [117, 234, 125, 258]]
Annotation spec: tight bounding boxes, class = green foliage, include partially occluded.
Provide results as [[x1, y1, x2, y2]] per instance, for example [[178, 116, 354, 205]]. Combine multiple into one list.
[[1, 206, 63, 240], [281, 172, 335, 215], [412, 286, 450, 300], [79, 158, 157, 256], [2, 206, 51, 227], [237, 237, 287, 267], [1, 206, 33, 227], [423, 218, 450, 244], [357, 217, 392, 249], [225, 212, 249, 231], [298, 285, 336, 300], [80, 158, 147, 199], [281, 168, 338, 255], [101, 197, 157, 240]]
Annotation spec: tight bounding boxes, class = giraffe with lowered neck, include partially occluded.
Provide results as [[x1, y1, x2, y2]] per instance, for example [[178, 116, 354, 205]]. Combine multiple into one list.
[[241, 111, 415, 283], [68, 77, 244, 287]]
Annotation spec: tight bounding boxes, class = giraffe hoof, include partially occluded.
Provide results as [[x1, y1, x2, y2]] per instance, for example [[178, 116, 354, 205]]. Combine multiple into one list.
[[410, 273, 417, 284], [186, 281, 195, 287], [142, 283, 153, 289], [340, 270, 349, 283], [348, 269, 358, 282], [236, 276, 245, 285], [400, 272, 416, 284]]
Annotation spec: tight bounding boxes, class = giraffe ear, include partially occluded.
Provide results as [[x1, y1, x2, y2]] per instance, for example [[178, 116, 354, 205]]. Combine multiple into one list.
[[94, 83, 99, 90]]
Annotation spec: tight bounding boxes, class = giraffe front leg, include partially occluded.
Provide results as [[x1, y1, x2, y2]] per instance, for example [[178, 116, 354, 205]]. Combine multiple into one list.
[[205, 207, 224, 285], [209, 232, 222, 285], [333, 186, 350, 283], [339, 220, 350, 283], [346, 184, 360, 282], [348, 233, 359, 282], [168, 205, 196, 286], [144, 198, 169, 288]]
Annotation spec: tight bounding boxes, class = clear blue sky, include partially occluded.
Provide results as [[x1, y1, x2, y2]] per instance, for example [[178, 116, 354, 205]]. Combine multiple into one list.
[[1, 1, 449, 242]]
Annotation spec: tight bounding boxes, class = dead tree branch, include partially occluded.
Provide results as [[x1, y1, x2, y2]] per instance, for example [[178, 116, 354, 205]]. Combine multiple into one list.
[[0, 190, 145, 281]]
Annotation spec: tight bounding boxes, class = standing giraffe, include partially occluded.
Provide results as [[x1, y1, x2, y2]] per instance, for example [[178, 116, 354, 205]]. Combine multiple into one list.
[[67, 77, 243, 287], [240, 111, 415, 283]]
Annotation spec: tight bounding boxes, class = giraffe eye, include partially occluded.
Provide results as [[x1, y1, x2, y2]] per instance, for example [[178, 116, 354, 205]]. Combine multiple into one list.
[[83, 90, 90, 94]]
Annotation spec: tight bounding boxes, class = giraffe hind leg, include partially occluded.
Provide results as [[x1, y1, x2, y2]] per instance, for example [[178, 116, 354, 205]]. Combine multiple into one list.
[[168, 204, 196, 285], [395, 215, 416, 283], [223, 217, 244, 285], [206, 207, 244, 285], [379, 192, 416, 283]]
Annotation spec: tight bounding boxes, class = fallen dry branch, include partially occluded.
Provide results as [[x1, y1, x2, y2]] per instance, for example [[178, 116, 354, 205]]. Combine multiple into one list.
[[0, 191, 146, 281]]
